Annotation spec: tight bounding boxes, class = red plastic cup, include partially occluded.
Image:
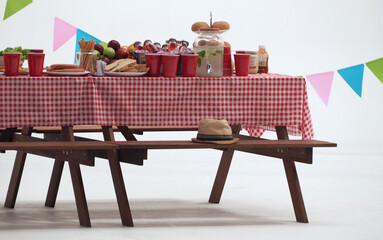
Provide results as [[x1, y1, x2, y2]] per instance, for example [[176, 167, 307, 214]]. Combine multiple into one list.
[[145, 53, 162, 77], [234, 54, 251, 76], [3, 52, 21, 76], [223, 46, 232, 76], [28, 53, 45, 76], [181, 54, 198, 77], [223, 47, 232, 68], [162, 54, 179, 77], [235, 50, 246, 54], [29, 49, 44, 53]]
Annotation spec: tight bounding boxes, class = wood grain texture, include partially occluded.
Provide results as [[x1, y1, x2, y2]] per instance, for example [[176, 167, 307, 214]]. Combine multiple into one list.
[[276, 126, 309, 223], [4, 127, 33, 208], [102, 126, 134, 227]]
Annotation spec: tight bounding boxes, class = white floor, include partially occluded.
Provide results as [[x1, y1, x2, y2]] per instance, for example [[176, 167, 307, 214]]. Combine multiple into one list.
[[0, 132, 382, 240]]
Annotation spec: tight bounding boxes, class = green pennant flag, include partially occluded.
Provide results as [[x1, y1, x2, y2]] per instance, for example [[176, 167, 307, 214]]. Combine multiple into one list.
[[3, 0, 32, 21], [366, 58, 383, 85]]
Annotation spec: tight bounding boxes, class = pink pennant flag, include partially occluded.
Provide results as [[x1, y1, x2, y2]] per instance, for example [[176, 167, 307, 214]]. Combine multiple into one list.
[[53, 17, 77, 52], [306, 71, 334, 106]]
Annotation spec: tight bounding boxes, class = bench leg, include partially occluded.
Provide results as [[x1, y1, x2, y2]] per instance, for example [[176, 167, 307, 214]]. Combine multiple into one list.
[[68, 161, 91, 227], [276, 126, 309, 223], [102, 126, 134, 227], [63, 126, 91, 227], [209, 125, 241, 203], [4, 127, 33, 208], [45, 159, 65, 207]]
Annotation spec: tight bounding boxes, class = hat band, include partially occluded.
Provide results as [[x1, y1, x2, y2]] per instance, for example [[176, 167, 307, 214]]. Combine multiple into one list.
[[197, 134, 233, 141]]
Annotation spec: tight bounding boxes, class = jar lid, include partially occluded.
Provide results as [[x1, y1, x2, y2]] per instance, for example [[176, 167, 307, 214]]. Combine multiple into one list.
[[199, 28, 220, 32], [259, 45, 266, 49], [246, 51, 257, 54]]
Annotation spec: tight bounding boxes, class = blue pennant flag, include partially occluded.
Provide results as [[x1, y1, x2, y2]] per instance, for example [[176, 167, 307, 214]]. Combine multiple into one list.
[[337, 64, 364, 97], [74, 29, 101, 63]]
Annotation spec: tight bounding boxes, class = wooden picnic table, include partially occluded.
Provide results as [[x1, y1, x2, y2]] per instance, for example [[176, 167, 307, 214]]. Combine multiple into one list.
[[0, 73, 335, 227]]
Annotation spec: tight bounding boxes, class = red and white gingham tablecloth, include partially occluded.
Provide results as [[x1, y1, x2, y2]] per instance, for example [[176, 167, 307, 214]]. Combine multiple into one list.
[[0, 73, 314, 139]]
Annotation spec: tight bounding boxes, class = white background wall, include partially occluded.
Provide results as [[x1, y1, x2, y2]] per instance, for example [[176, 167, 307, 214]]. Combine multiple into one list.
[[1, 0, 382, 154]]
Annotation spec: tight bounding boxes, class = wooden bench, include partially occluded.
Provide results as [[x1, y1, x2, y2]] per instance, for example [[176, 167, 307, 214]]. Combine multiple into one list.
[[116, 139, 335, 149], [5, 125, 199, 135], [116, 138, 336, 163], [1, 125, 337, 226], [0, 141, 118, 151], [115, 136, 336, 224]]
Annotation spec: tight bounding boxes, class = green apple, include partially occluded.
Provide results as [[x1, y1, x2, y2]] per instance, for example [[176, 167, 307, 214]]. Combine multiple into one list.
[[94, 50, 101, 60], [103, 47, 115, 59]]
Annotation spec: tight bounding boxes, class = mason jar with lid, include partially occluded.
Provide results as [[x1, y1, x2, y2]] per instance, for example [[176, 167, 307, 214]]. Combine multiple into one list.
[[193, 28, 224, 77]]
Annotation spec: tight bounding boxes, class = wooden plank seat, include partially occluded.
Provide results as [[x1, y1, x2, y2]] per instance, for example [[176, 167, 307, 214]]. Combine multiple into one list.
[[116, 138, 337, 165], [116, 139, 336, 150], [0, 141, 118, 151], [17, 125, 200, 134]]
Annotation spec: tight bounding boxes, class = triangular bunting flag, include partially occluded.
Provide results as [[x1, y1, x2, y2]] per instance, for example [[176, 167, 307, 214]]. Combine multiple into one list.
[[3, 0, 32, 20], [53, 17, 77, 52], [337, 64, 364, 97], [366, 58, 383, 85], [306, 71, 334, 106], [75, 29, 101, 63]]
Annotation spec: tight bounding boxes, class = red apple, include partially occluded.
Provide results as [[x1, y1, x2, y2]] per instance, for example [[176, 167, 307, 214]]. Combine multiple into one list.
[[108, 40, 120, 52], [101, 56, 111, 64], [94, 44, 104, 54], [115, 48, 128, 59]]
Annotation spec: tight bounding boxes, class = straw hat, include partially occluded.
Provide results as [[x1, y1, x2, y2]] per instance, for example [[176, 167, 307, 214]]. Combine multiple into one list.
[[192, 119, 239, 144]]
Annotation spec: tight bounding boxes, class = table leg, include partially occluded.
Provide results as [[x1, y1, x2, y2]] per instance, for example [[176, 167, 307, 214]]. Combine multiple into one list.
[[209, 125, 241, 203], [276, 126, 309, 223], [102, 126, 134, 227], [62, 126, 91, 227], [4, 127, 33, 208]]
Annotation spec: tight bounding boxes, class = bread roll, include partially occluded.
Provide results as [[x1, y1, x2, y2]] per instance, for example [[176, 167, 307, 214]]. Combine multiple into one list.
[[191, 22, 210, 32], [212, 21, 230, 31], [224, 41, 231, 47]]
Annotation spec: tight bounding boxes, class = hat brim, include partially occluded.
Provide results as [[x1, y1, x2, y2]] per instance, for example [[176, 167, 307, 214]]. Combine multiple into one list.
[[191, 137, 239, 145]]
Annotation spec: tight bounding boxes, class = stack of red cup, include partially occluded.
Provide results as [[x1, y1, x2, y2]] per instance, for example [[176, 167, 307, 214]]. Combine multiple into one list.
[[223, 46, 232, 76]]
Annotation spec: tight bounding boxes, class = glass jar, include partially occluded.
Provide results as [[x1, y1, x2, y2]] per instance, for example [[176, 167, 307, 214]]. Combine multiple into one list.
[[193, 28, 224, 77], [246, 51, 259, 74], [76, 51, 97, 74]]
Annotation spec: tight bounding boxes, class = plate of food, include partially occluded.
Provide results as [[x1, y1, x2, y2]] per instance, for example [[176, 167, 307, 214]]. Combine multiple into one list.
[[104, 58, 149, 77], [45, 71, 90, 76], [104, 71, 148, 77], [45, 64, 90, 76], [0, 67, 29, 75]]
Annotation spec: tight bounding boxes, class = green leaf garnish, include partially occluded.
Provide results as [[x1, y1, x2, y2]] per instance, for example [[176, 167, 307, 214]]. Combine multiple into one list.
[[197, 50, 206, 58], [2, 47, 30, 60]]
